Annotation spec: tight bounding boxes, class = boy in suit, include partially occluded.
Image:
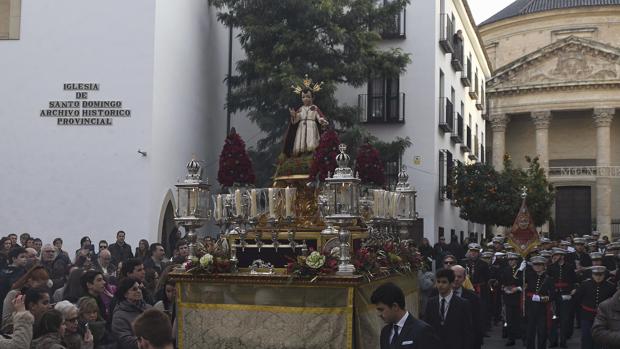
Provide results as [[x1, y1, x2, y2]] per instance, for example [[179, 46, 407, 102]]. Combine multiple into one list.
[[424, 268, 474, 349], [371, 282, 439, 349]]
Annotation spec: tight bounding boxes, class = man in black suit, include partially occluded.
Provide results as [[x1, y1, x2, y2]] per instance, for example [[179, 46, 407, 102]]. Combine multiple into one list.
[[452, 265, 483, 349], [371, 282, 439, 349], [424, 268, 473, 349]]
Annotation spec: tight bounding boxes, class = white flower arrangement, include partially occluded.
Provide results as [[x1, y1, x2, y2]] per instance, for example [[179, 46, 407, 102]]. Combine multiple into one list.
[[305, 251, 326, 269], [200, 253, 214, 268]]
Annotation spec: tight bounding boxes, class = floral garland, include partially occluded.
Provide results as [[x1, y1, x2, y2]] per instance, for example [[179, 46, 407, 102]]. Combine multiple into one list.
[[184, 253, 234, 274], [353, 242, 422, 280]]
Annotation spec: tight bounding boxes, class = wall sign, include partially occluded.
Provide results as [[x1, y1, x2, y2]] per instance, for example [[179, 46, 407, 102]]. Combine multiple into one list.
[[39, 83, 131, 126]]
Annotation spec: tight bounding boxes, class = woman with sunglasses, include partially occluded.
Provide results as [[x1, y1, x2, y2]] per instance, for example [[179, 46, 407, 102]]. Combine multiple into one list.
[[111, 277, 152, 349], [54, 300, 93, 349]]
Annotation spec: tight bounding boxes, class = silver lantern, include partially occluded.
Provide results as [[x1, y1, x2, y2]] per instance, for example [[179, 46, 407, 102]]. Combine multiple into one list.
[[324, 144, 359, 275], [174, 157, 211, 262]]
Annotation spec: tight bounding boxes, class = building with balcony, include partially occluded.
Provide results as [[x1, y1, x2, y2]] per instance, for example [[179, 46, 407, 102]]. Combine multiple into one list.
[[336, 0, 491, 244], [480, 0, 620, 238]]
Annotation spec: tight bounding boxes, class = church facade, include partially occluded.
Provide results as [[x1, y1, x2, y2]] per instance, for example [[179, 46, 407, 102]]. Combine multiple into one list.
[[480, 1, 620, 238]]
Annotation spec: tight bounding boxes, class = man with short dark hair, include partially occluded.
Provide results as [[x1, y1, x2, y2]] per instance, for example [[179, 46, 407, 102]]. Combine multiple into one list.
[[7, 233, 18, 247], [81, 270, 109, 321], [0, 247, 28, 305], [109, 230, 133, 267], [121, 258, 154, 304], [423, 268, 473, 349], [18, 233, 30, 248], [144, 243, 166, 275], [132, 309, 174, 349], [371, 282, 438, 349], [171, 240, 189, 264], [32, 238, 42, 256]]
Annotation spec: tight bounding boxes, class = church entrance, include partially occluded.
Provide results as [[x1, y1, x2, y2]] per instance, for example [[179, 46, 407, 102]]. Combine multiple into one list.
[[554, 186, 591, 238]]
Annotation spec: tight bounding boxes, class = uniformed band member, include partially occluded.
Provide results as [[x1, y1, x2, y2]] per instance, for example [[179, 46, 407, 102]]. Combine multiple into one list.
[[462, 243, 491, 332], [524, 255, 555, 349], [548, 248, 577, 348], [573, 266, 616, 349], [501, 252, 524, 347]]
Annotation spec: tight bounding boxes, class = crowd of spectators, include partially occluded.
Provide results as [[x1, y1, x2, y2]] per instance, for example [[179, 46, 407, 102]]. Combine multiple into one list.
[[0, 231, 183, 349]]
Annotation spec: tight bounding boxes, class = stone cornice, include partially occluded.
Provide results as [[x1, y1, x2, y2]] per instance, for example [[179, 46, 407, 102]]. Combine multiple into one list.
[[593, 108, 616, 127], [531, 111, 552, 129], [487, 81, 620, 96]]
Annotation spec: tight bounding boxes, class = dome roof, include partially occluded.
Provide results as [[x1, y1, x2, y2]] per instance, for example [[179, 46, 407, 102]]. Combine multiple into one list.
[[480, 0, 620, 26]]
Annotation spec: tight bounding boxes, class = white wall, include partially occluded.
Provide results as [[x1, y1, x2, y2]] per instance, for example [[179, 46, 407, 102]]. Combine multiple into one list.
[[0, 0, 156, 255], [149, 0, 233, 241]]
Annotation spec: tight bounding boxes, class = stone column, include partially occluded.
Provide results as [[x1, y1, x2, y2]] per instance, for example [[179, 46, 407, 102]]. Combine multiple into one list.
[[531, 111, 552, 170], [490, 114, 510, 170], [593, 108, 615, 238]]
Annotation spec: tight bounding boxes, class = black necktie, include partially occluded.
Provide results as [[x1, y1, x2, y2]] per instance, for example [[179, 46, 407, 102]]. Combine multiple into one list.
[[391, 324, 399, 345], [440, 298, 446, 322]]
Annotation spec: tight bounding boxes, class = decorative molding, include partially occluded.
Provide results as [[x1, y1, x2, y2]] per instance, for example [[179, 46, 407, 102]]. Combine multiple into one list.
[[487, 36, 620, 95], [593, 107, 615, 127], [531, 111, 552, 129], [489, 114, 510, 132]]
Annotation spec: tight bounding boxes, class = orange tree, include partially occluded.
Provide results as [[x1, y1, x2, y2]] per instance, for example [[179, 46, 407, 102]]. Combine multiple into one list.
[[452, 156, 554, 227]]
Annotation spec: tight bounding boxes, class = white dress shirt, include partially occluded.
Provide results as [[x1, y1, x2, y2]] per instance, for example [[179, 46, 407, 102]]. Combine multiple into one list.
[[391, 311, 410, 343], [439, 290, 454, 321]]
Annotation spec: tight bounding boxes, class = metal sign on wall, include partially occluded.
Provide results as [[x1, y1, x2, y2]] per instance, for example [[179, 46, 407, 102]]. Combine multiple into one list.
[[39, 83, 131, 126], [549, 167, 620, 178]]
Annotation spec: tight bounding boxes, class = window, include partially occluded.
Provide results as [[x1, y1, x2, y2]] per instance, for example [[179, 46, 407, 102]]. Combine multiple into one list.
[[0, 0, 20, 40], [439, 13, 455, 53], [359, 75, 404, 123], [383, 153, 403, 190], [380, 0, 406, 39], [439, 150, 454, 200]]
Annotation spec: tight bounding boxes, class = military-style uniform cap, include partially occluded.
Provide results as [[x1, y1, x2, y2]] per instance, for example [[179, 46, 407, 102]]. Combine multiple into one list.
[[539, 250, 552, 258], [583, 235, 593, 241], [494, 252, 506, 258], [540, 237, 551, 244], [560, 240, 570, 246], [606, 242, 620, 251], [492, 236, 504, 244], [573, 238, 586, 245], [504, 243, 514, 250], [592, 231, 600, 236], [507, 252, 520, 260], [481, 251, 494, 258], [468, 243, 482, 251], [588, 242, 598, 248], [552, 248, 567, 255], [589, 252, 603, 260], [531, 256, 547, 265], [590, 266, 607, 274], [598, 240, 608, 246]]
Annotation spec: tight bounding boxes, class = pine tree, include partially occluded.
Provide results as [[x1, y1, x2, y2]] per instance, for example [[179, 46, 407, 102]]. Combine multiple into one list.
[[217, 128, 256, 188], [309, 129, 341, 181], [208, 0, 411, 185], [355, 142, 385, 186]]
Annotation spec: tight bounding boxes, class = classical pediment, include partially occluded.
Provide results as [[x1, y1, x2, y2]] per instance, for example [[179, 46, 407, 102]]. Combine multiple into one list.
[[487, 36, 620, 93]]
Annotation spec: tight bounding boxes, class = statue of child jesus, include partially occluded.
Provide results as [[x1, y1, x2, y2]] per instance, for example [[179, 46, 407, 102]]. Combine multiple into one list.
[[286, 88, 329, 156]]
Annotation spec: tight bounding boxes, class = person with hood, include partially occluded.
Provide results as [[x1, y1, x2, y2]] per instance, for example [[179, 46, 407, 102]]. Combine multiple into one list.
[[111, 277, 152, 349]]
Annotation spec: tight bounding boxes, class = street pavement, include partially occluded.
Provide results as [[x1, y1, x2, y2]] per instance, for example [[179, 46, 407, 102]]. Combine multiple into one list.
[[482, 322, 582, 349]]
